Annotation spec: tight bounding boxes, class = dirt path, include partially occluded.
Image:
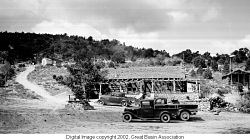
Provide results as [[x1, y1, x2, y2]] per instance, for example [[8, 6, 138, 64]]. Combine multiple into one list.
[[15, 65, 67, 109]]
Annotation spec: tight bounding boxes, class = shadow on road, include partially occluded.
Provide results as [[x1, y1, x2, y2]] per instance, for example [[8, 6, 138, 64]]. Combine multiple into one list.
[[130, 116, 205, 123], [221, 127, 250, 134]]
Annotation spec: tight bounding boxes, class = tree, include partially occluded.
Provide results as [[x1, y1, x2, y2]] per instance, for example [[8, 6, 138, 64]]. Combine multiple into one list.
[[197, 66, 204, 76], [211, 60, 218, 71], [173, 49, 198, 63], [223, 61, 230, 74], [143, 48, 154, 58], [111, 52, 126, 63], [190, 69, 196, 77], [232, 48, 249, 63], [203, 69, 213, 79], [66, 60, 107, 100], [245, 58, 250, 71], [192, 56, 206, 68]]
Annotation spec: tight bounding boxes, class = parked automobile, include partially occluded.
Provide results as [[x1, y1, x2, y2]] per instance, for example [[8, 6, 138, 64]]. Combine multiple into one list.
[[122, 98, 198, 123], [98, 92, 133, 107]]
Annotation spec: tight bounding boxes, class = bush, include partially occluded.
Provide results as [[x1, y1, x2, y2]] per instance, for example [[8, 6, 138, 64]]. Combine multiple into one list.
[[52, 75, 57, 79], [236, 94, 250, 113], [111, 52, 126, 63], [190, 69, 196, 77], [192, 56, 206, 68], [108, 61, 115, 68], [197, 66, 204, 76], [55, 75, 63, 81], [203, 69, 213, 79], [245, 58, 250, 71]]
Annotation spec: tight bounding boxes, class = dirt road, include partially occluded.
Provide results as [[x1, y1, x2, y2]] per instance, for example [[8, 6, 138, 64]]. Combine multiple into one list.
[[15, 65, 67, 109]]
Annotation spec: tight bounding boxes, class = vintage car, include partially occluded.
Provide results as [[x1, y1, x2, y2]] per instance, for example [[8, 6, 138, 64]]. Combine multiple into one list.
[[98, 92, 133, 107], [122, 98, 198, 123]]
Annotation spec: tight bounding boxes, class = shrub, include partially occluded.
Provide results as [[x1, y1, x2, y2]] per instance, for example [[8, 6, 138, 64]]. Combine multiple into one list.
[[190, 69, 196, 77], [55, 75, 63, 81], [203, 69, 213, 79], [223, 61, 230, 74], [245, 58, 250, 71], [197, 66, 204, 76], [236, 94, 250, 113], [52, 75, 57, 79], [108, 61, 115, 68], [192, 56, 206, 68], [111, 52, 126, 63]]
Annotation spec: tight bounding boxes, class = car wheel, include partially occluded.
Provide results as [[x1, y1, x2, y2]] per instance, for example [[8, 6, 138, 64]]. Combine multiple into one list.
[[180, 111, 190, 121], [99, 100, 105, 105], [123, 114, 132, 122], [160, 113, 171, 123], [121, 101, 128, 107]]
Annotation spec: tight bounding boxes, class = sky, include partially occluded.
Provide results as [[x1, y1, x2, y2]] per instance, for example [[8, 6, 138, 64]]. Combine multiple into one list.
[[1, 0, 250, 55]]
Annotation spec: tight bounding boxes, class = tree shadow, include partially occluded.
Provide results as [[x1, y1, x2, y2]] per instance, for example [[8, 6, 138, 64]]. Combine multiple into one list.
[[221, 127, 250, 134]]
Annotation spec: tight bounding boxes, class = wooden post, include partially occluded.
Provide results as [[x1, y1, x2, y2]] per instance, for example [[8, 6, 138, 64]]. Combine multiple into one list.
[[119, 84, 122, 92], [196, 80, 198, 92], [231, 74, 233, 86], [151, 81, 154, 93], [140, 81, 143, 93], [173, 79, 176, 92], [151, 80, 155, 99], [99, 83, 102, 99]]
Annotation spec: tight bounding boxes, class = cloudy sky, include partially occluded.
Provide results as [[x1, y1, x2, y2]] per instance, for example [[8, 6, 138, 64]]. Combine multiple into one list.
[[1, 0, 250, 55]]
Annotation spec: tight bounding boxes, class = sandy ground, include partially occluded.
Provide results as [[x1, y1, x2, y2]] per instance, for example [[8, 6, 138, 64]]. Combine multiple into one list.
[[1, 65, 250, 134]]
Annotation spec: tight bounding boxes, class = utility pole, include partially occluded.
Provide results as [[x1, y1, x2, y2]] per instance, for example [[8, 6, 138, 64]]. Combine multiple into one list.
[[230, 55, 235, 86]]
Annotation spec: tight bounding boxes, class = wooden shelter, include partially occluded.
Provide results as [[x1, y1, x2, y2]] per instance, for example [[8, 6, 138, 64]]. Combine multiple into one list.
[[222, 69, 250, 91], [98, 66, 200, 99]]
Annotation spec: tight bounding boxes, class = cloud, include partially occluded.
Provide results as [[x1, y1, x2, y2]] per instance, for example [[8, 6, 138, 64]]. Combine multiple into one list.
[[167, 11, 191, 22], [201, 7, 220, 22], [0, 0, 45, 31], [53, 0, 172, 34], [31, 20, 105, 39]]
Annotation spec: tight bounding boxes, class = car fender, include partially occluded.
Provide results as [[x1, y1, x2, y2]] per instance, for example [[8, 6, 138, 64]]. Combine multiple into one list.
[[123, 111, 135, 117], [121, 99, 131, 105], [159, 111, 171, 118], [177, 109, 191, 116]]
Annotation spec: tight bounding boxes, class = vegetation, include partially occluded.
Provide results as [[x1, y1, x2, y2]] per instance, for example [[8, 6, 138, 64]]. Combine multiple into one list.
[[56, 60, 107, 100], [245, 58, 250, 71], [223, 61, 230, 74], [1, 31, 249, 69], [203, 69, 213, 79], [237, 93, 250, 113], [192, 56, 206, 68]]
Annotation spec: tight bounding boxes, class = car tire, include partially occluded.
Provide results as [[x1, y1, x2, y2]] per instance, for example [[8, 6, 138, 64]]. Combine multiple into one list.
[[180, 111, 190, 121], [160, 113, 171, 123], [121, 101, 128, 107], [123, 113, 132, 123], [99, 100, 105, 105]]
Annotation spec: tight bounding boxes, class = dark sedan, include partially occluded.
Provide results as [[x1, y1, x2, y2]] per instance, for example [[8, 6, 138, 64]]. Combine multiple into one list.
[[98, 92, 133, 107]]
